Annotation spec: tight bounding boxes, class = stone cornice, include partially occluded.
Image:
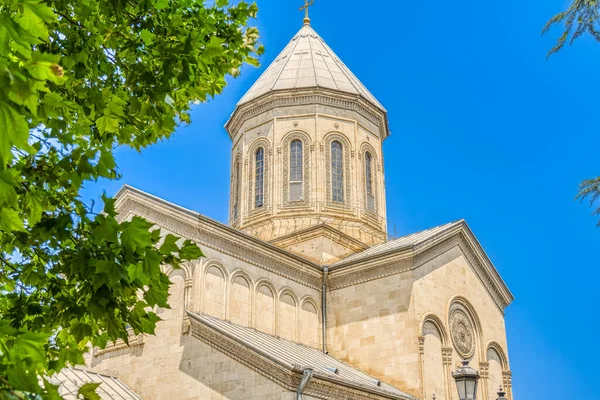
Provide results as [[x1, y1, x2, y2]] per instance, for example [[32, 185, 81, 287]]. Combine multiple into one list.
[[113, 185, 323, 289], [188, 313, 414, 400], [225, 88, 390, 141], [92, 329, 144, 356], [328, 222, 514, 312], [328, 252, 413, 290]]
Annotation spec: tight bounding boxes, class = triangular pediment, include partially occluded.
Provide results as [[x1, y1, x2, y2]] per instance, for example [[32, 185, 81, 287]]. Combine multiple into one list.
[[329, 220, 514, 312], [269, 224, 369, 264]]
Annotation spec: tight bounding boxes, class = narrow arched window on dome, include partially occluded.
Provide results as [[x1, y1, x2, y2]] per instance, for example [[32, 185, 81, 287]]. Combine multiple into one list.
[[289, 140, 303, 201], [331, 141, 344, 203], [255, 148, 264, 208], [233, 158, 241, 219], [365, 151, 375, 213]]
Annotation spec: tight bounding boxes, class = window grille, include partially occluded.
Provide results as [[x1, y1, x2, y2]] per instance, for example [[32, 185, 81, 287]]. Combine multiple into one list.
[[289, 140, 303, 201], [331, 141, 344, 202], [255, 148, 264, 208], [365, 152, 375, 212]]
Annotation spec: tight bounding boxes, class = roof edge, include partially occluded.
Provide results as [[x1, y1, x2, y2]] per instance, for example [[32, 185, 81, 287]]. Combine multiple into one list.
[[224, 87, 390, 140], [328, 219, 514, 310], [113, 185, 323, 274], [187, 311, 415, 400]]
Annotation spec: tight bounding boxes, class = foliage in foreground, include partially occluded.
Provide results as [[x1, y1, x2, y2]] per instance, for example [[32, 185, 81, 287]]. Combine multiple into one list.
[[0, 0, 262, 398], [544, 2, 599, 225], [576, 177, 600, 226], [543, 0, 600, 57]]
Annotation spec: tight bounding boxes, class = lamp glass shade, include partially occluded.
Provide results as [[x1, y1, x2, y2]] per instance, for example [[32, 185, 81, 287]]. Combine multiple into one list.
[[466, 379, 477, 399], [456, 380, 466, 399], [452, 360, 480, 400]]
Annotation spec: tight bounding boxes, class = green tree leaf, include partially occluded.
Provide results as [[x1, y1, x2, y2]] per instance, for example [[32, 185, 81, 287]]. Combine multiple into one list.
[[121, 217, 153, 253], [0, 208, 25, 231], [0, 0, 261, 397], [96, 114, 119, 134], [0, 102, 29, 166], [78, 382, 102, 400]]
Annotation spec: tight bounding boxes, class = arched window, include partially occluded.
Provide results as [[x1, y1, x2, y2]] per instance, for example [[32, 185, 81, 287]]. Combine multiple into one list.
[[233, 158, 241, 219], [331, 141, 344, 202], [255, 148, 264, 208], [365, 151, 375, 212], [289, 140, 303, 201]]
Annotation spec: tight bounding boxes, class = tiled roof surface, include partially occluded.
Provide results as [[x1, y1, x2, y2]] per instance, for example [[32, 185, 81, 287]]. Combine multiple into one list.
[[335, 220, 464, 265], [50, 368, 142, 400], [237, 23, 386, 112], [188, 312, 415, 400]]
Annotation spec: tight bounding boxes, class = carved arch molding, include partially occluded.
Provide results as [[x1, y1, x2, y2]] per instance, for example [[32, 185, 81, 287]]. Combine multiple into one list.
[[325, 132, 351, 207], [247, 138, 271, 216], [359, 142, 379, 217], [282, 131, 311, 208]]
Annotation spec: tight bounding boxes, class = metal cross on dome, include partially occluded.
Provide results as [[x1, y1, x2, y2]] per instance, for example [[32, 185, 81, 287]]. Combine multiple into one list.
[[299, 0, 314, 24]]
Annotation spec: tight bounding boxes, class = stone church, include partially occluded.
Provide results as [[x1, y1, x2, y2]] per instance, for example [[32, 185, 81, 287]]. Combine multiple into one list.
[[63, 13, 515, 400]]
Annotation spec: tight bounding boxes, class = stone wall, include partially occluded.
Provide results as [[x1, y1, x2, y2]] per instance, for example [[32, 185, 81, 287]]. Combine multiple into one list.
[[90, 274, 295, 400], [327, 247, 512, 400], [195, 244, 322, 349]]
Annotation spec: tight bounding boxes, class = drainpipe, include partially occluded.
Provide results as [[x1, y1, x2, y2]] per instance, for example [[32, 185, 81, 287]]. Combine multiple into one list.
[[322, 266, 329, 354], [296, 368, 313, 400]]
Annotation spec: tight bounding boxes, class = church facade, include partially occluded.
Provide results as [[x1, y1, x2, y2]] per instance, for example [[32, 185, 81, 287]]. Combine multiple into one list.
[[81, 16, 514, 400]]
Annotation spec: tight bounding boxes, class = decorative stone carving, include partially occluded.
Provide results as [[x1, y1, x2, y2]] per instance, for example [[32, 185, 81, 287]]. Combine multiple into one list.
[[449, 308, 475, 359], [230, 153, 242, 224], [442, 347, 454, 365], [226, 92, 386, 140], [93, 329, 144, 356], [479, 361, 490, 379]]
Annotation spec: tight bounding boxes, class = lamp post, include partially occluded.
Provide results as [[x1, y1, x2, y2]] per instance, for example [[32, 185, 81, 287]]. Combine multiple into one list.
[[496, 386, 507, 400], [452, 360, 480, 400]]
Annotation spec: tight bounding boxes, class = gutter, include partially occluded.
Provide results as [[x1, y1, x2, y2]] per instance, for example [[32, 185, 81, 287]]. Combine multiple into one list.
[[296, 368, 313, 400], [322, 266, 329, 354], [290, 367, 416, 400]]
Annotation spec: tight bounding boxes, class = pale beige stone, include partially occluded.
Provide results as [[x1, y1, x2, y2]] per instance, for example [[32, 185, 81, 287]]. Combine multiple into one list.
[[86, 18, 515, 400]]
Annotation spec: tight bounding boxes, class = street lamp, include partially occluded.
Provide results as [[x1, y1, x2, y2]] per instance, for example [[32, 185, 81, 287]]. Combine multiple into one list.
[[496, 386, 507, 400], [452, 360, 480, 400]]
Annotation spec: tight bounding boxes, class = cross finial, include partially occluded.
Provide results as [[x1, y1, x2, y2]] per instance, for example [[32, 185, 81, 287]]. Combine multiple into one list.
[[299, 0, 314, 24]]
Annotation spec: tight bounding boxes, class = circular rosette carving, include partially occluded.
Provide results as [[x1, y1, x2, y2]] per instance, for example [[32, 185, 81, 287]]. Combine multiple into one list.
[[449, 309, 475, 359]]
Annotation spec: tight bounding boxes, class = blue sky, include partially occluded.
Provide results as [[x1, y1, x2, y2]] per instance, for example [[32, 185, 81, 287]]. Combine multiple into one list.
[[83, 0, 599, 397]]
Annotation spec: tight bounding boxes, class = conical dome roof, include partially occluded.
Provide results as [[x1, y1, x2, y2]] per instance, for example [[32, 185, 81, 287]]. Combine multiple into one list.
[[237, 23, 386, 112]]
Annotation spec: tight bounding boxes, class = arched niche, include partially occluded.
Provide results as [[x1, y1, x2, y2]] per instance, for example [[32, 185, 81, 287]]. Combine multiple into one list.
[[254, 280, 275, 335], [486, 342, 508, 400], [229, 271, 252, 327], [278, 289, 298, 342], [299, 297, 320, 349], [421, 315, 448, 400], [202, 262, 227, 319]]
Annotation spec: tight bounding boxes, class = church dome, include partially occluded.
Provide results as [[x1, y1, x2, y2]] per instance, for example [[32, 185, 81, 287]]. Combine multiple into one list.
[[237, 23, 386, 113]]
